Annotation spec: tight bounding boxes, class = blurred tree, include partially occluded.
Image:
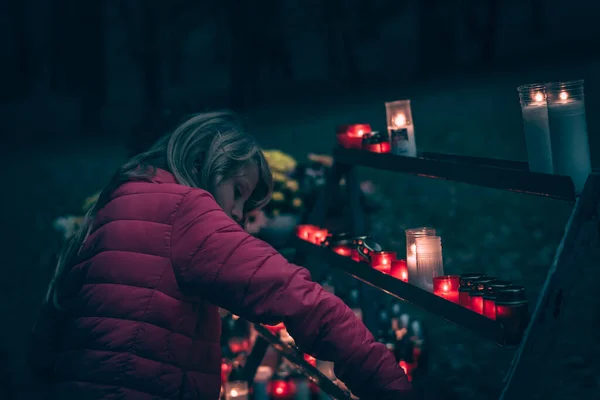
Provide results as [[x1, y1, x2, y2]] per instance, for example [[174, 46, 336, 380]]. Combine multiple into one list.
[[6, 0, 32, 98]]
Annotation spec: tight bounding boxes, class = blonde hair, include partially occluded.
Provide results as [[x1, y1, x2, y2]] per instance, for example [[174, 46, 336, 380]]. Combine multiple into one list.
[[46, 111, 273, 309]]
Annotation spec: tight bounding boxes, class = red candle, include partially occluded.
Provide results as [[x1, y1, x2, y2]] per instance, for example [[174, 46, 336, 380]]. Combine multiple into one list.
[[296, 224, 317, 241], [228, 337, 250, 354], [269, 379, 296, 399], [311, 229, 329, 245], [331, 245, 352, 256], [482, 280, 513, 320], [221, 359, 231, 382], [390, 259, 409, 282], [433, 275, 460, 303], [336, 124, 372, 149], [303, 354, 317, 367], [495, 286, 529, 345], [264, 322, 285, 334], [370, 251, 396, 274], [458, 273, 487, 307], [364, 141, 391, 153], [351, 248, 362, 262], [469, 278, 497, 314]]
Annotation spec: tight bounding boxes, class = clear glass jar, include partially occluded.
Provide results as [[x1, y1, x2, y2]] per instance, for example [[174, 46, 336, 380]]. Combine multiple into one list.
[[415, 236, 443, 292], [405, 227, 436, 286], [517, 83, 553, 173]]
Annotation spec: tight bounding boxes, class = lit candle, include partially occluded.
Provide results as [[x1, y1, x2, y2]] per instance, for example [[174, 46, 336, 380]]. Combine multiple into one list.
[[458, 273, 487, 308], [269, 378, 296, 399], [311, 228, 329, 245], [405, 227, 436, 286], [336, 124, 372, 149], [296, 225, 317, 241], [433, 275, 460, 303], [385, 99, 417, 157], [324, 233, 353, 257], [390, 259, 409, 282], [482, 280, 513, 320], [225, 365, 250, 400], [468, 278, 497, 314], [362, 133, 391, 153], [517, 83, 553, 173], [370, 251, 397, 274], [495, 286, 529, 345], [415, 236, 444, 292], [545, 80, 592, 193]]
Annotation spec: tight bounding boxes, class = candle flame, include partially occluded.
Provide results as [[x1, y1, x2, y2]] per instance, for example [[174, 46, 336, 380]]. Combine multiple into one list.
[[559, 91, 568, 101], [401, 271, 408, 280], [275, 387, 284, 395], [442, 283, 449, 292], [393, 113, 407, 127], [357, 129, 364, 136], [230, 389, 238, 396], [410, 244, 416, 254], [534, 92, 544, 103]]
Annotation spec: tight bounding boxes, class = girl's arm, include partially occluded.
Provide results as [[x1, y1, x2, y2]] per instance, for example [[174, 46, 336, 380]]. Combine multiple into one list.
[[171, 190, 412, 399]]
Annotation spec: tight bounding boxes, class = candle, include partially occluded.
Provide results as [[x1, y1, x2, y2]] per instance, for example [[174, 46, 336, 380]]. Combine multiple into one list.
[[385, 99, 417, 157], [311, 229, 329, 245], [324, 233, 353, 257], [362, 133, 391, 153], [517, 83, 553, 173], [468, 278, 497, 314], [269, 379, 296, 399], [495, 286, 529, 345], [228, 337, 250, 354], [225, 382, 249, 399], [405, 227, 436, 286], [545, 80, 592, 193], [370, 251, 397, 274], [390, 259, 409, 282], [351, 248, 362, 262], [415, 236, 444, 292], [296, 225, 317, 241], [482, 280, 513, 320], [458, 273, 487, 308], [336, 124, 372, 149], [433, 275, 460, 303], [221, 359, 231, 383]]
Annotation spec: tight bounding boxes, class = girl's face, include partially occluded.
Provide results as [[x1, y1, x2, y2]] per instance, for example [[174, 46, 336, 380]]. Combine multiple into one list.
[[214, 162, 259, 223]]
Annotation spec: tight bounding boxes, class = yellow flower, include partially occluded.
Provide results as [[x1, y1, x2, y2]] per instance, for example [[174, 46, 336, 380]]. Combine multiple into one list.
[[263, 150, 297, 173], [272, 172, 287, 183], [272, 191, 285, 201], [83, 192, 100, 212], [286, 179, 299, 192], [292, 198, 303, 208]]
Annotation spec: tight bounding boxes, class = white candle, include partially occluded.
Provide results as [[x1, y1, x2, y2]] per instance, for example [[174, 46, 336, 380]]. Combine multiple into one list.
[[415, 236, 444, 292], [518, 84, 553, 173], [405, 227, 436, 286], [546, 81, 592, 193], [386, 100, 417, 157], [225, 381, 249, 400]]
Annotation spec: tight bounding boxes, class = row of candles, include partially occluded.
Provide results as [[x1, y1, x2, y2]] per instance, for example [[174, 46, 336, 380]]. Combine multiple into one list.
[[296, 224, 529, 345], [518, 79, 592, 193]]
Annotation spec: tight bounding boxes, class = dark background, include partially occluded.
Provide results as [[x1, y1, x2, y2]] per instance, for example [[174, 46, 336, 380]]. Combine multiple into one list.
[[1, 1, 600, 399]]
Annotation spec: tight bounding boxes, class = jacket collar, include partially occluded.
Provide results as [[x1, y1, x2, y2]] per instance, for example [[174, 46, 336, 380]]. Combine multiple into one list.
[[151, 168, 178, 184]]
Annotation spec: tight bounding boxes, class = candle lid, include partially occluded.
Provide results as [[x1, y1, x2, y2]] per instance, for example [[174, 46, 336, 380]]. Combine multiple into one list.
[[495, 286, 527, 303], [459, 273, 487, 288], [469, 278, 498, 297], [356, 237, 383, 261], [483, 280, 513, 299]]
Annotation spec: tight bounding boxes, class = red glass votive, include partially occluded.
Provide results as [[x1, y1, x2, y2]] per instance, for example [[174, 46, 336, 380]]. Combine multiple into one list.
[[269, 379, 296, 399], [370, 251, 397, 274], [331, 245, 352, 256], [336, 124, 372, 149], [482, 280, 513, 320], [390, 259, 409, 282], [495, 286, 529, 345], [350, 248, 362, 262], [311, 229, 329, 245], [433, 275, 460, 303], [364, 141, 391, 153], [221, 359, 231, 383], [458, 273, 487, 307], [399, 360, 413, 382], [296, 224, 317, 241], [469, 278, 497, 314], [228, 337, 250, 354]]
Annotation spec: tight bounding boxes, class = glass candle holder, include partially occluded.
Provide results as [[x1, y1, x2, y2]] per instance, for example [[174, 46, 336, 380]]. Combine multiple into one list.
[[433, 275, 460, 303], [469, 278, 498, 314], [482, 280, 513, 320], [362, 132, 391, 153], [336, 124, 372, 149], [405, 227, 436, 286], [545, 80, 592, 193], [370, 251, 397, 274], [224, 381, 249, 400], [312, 228, 329, 245], [391, 259, 409, 282], [269, 379, 297, 399], [385, 100, 417, 157], [415, 236, 444, 292], [517, 83, 553, 174], [495, 286, 529, 345], [324, 233, 354, 257], [458, 273, 487, 307]]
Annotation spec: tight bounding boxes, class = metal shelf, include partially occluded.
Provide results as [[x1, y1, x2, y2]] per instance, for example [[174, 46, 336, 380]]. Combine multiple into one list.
[[252, 324, 353, 400], [333, 147, 576, 201], [292, 237, 508, 346]]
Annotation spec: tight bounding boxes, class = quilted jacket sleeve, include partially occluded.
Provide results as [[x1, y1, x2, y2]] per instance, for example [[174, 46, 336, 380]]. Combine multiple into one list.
[[170, 190, 412, 399]]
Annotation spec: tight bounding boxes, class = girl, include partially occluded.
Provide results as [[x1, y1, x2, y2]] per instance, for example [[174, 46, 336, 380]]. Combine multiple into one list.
[[29, 111, 411, 399]]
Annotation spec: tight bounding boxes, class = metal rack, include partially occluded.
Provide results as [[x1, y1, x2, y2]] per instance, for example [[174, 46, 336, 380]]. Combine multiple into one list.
[[244, 147, 599, 399]]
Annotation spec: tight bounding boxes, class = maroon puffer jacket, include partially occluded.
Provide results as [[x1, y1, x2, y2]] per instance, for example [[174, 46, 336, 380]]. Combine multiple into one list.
[[29, 169, 411, 400]]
